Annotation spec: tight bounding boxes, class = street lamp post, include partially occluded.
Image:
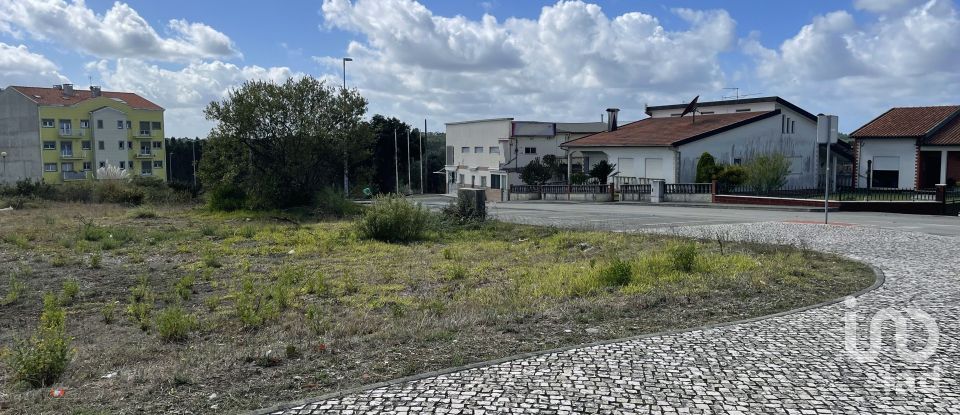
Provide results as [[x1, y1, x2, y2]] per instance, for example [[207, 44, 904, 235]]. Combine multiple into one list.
[[1, 151, 7, 178], [342, 57, 353, 195]]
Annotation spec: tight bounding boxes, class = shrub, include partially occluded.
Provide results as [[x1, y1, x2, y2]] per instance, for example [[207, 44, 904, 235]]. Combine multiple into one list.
[[570, 172, 589, 185], [667, 242, 699, 273], [714, 164, 747, 186], [94, 181, 145, 205], [2, 275, 27, 306], [589, 160, 616, 184], [356, 195, 431, 243], [209, 184, 247, 211], [128, 207, 158, 219], [233, 277, 277, 328], [202, 250, 222, 268], [520, 158, 552, 185], [695, 152, 718, 183], [156, 307, 196, 342], [314, 187, 363, 218], [441, 190, 486, 224], [102, 301, 118, 324], [89, 252, 102, 269], [5, 294, 72, 387], [596, 258, 633, 287], [175, 274, 196, 301], [60, 279, 80, 305], [127, 277, 155, 331], [743, 153, 791, 192]]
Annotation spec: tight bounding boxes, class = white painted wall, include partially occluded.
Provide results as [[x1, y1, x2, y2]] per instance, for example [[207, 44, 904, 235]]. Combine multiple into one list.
[[91, 107, 130, 172], [857, 138, 917, 188], [648, 101, 777, 118], [445, 119, 512, 194], [677, 109, 819, 186], [572, 146, 677, 182]]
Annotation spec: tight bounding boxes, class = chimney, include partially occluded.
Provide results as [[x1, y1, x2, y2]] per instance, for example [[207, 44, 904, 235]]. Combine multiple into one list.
[[90, 86, 102, 97], [62, 84, 74, 96], [606, 108, 620, 132]]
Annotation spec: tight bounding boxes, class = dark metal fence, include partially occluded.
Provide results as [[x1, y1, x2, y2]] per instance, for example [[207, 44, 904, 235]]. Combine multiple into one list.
[[718, 184, 938, 202], [620, 184, 652, 194], [665, 183, 712, 194]]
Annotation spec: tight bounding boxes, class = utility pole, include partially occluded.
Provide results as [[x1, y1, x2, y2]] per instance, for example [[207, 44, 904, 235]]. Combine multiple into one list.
[[394, 128, 399, 193], [191, 138, 197, 187], [419, 121, 424, 194], [342, 57, 353, 195], [818, 114, 838, 224], [406, 128, 411, 195]]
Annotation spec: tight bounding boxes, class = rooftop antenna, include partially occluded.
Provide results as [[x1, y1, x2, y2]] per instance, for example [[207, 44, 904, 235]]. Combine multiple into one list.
[[722, 87, 763, 100]]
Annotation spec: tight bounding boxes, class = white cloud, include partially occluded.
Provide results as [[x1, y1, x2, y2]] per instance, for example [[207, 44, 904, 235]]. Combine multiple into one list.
[[0, 0, 239, 62], [317, 0, 737, 127], [744, 0, 960, 131], [0, 42, 68, 86], [87, 59, 302, 137], [853, 0, 925, 13]]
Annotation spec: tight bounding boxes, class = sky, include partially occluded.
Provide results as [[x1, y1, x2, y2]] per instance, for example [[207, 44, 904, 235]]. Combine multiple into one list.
[[1, 0, 958, 137]]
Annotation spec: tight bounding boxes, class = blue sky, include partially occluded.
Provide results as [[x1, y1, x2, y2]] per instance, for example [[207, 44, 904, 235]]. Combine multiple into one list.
[[2, 0, 958, 136]]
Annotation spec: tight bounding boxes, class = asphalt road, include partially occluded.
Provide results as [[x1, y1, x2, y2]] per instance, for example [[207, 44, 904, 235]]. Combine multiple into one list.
[[414, 196, 960, 236]]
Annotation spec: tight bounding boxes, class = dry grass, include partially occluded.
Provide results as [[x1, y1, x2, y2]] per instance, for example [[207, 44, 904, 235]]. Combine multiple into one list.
[[0, 202, 874, 414]]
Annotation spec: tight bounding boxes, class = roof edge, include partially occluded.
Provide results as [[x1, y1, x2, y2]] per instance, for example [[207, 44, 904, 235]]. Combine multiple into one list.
[[922, 107, 960, 142], [644, 96, 816, 121], [561, 110, 780, 148]]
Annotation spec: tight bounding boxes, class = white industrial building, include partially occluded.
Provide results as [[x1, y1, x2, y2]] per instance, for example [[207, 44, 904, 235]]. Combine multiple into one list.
[[443, 118, 605, 199], [561, 97, 842, 186]]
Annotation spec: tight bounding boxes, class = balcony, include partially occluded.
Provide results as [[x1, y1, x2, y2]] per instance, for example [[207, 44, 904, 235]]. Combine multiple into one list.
[[59, 129, 83, 138], [135, 152, 154, 159], [140, 171, 153, 177], [134, 130, 153, 138], [60, 151, 84, 160], [62, 171, 87, 181]]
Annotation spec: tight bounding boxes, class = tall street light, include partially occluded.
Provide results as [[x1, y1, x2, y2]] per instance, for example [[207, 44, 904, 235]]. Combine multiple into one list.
[[342, 57, 353, 195]]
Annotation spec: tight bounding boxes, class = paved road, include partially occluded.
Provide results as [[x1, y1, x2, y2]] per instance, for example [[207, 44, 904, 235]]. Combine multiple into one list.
[[260, 202, 959, 414]]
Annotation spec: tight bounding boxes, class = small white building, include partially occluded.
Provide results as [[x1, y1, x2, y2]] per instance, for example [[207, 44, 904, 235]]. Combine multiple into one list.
[[850, 105, 960, 189], [443, 118, 605, 198], [562, 97, 830, 186]]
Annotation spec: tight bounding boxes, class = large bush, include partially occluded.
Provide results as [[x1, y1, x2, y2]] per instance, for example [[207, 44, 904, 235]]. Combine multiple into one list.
[[314, 187, 363, 218], [208, 184, 247, 211], [743, 153, 791, 192], [356, 195, 431, 243], [589, 160, 616, 184], [695, 152, 718, 183], [520, 158, 552, 185], [714, 164, 748, 186]]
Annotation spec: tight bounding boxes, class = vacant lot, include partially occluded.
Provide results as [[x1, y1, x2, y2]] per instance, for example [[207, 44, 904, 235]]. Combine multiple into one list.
[[0, 202, 874, 414]]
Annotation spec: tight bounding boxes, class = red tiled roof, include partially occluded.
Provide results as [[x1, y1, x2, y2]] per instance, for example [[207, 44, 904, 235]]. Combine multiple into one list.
[[10, 86, 164, 111], [562, 111, 778, 147], [926, 115, 960, 145], [849, 105, 960, 138]]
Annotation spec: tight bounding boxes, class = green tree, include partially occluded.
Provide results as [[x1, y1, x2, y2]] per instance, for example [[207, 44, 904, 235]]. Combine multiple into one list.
[[520, 158, 552, 185], [743, 153, 791, 192], [695, 152, 718, 183], [589, 160, 616, 184], [200, 77, 372, 209], [541, 154, 567, 182]]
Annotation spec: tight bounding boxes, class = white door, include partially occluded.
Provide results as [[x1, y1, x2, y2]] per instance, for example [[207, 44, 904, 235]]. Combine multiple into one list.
[[617, 157, 634, 177], [645, 158, 663, 179]]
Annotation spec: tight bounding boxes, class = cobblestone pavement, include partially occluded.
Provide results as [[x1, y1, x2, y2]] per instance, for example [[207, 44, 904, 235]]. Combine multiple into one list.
[[264, 222, 960, 414]]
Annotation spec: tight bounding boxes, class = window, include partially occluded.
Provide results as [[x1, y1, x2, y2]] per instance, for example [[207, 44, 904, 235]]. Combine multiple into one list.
[[461, 147, 470, 153], [141, 161, 152, 175], [458, 174, 464, 184], [491, 174, 501, 189], [119, 161, 125, 169], [153, 160, 163, 168], [99, 162, 106, 168], [735, 108, 751, 112], [151, 122, 161, 130], [480, 176, 487, 187], [98, 141, 105, 150], [781, 115, 786, 133], [61, 163, 74, 172], [670, 113, 682, 117], [128, 141, 133, 149], [60, 141, 73, 156], [44, 163, 57, 172], [118, 141, 125, 149], [152, 141, 162, 149], [474, 146, 483, 153], [140, 143, 151, 155], [733, 158, 742, 165], [126, 121, 132, 130], [871, 156, 900, 188], [81, 141, 91, 150], [700, 111, 715, 115], [97, 120, 103, 129], [59, 120, 72, 134], [791, 120, 796, 134], [117, 120, 124, 129], [80, 120, 90, 129], [82, 162, 92, 171], [41, 119, 54, 128], [129, 160, 133, 169], [139, 121, 151, 135], [524, 147, 537, 154], [43, 141, 56, 150], [471, 175, 475, 186], [489, 146, 500, 154]]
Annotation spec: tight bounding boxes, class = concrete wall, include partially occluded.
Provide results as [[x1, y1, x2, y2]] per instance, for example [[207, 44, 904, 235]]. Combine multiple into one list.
[[648, 101, 779, 118], [677, 109, 819, 187], [0, 88, 40, 184], [508, 192, 541, 201], [445, 119, 512, 195], [542, 192, 613, 202], [856, 138, 917, 189]]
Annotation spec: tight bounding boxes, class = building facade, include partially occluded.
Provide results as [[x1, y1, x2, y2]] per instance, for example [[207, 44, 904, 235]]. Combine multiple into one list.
[[443, 118, 605, 198], [0, 84, 165, 184], [850, 105, 960, 189], [562, 97, 834, 187]]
